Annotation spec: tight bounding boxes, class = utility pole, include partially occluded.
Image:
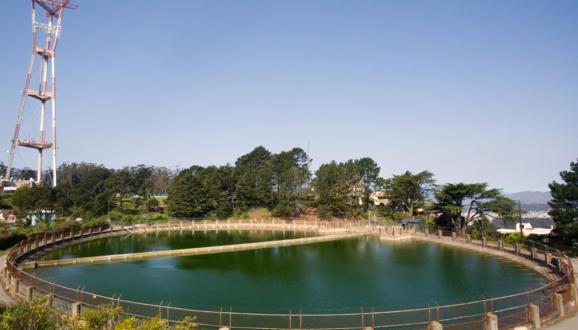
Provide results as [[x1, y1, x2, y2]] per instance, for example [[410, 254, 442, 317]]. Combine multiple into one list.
[[5, 0, 77, 187], [518, 200, 524, 238]]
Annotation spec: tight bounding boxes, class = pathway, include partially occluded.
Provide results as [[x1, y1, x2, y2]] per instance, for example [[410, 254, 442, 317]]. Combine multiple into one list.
[[546, 258, 578, 329], [0, 255, 14, 304]]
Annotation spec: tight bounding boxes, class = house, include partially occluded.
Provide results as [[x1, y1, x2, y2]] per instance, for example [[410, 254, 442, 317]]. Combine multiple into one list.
[[0, 209, 17, 226], [400, 218, 424, 229], [369, 190, 390, 206], [27, 209, 56, 226]]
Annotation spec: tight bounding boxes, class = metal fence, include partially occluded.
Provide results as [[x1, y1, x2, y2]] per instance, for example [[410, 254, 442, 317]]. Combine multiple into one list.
[[2, 222, 576, 329]]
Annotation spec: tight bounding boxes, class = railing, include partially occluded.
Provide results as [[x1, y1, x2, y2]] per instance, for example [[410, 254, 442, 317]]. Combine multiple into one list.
[[2, 221, 577, 330]]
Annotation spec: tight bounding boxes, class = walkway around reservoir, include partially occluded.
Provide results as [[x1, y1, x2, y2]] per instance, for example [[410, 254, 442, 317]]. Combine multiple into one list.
[[23, 231, 366, 268]]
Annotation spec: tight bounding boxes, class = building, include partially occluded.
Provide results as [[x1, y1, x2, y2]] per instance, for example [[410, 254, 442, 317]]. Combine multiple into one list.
[[0, 209, 17, 226], [27, 210, 56, 226]]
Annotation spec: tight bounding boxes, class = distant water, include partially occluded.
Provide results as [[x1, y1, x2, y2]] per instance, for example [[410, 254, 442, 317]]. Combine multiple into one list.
[[33, 235, 547, 313]]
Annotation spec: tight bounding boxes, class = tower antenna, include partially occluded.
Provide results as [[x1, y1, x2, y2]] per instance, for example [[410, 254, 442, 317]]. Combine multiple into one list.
[[5, 0, 77, 187]]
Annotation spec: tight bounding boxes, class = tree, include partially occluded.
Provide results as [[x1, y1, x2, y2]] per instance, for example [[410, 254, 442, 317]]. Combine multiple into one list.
[[351, 157, 380, 210], [0, 162, 6, 178], [313, 162, 348, 218], [10, 187, 55, 219], [55, 163, 114, 218], [549, 158, 578, 238], [167, 166, 236, 219], [387, 170, 435, 217], [150, 167, 174, 194], [312, 158, 380, 218], [234, 146, 274, 210], [435, 183, 515, 233], [271, 148, 310, 217]]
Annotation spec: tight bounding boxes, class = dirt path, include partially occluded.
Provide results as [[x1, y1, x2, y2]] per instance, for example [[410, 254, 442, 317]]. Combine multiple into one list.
[[0, 255, 14, 305]]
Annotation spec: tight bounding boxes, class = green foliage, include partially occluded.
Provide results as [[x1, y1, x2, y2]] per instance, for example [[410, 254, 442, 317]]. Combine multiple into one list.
[[312, 158, 380, 218], [549, 158, 578, 239], [82, 304, 123, 329], [270, 148, 310, 217], [167, 147, 311, 219], [0, 301, 196, 330], [0, 298, 61, 330], [0, 232, 26, 250], [235, 146, 274, 210], [313, 162, 348, 218], [174, 316, 198, 330], [11, 187, 55, 218], [386, 170, 435, 217], [0, 195, 11, 209], [434, 183, 515, 233], [504, 232, 523, 244], [167, 166, 236, 218]]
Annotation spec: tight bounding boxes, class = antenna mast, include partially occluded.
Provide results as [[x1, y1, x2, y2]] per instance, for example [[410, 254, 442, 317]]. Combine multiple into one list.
[[5, 0, 77, 187]]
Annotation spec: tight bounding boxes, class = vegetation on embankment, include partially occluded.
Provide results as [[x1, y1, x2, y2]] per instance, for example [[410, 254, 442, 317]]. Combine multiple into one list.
[[0, 298, 197, 330]]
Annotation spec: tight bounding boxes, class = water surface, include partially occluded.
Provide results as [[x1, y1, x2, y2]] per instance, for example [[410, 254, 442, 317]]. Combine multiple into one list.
[[33, 235, 547, 313]]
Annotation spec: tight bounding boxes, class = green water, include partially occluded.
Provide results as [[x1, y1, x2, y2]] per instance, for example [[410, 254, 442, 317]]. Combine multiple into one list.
[[33, 234, 547, 313], [40, 230, 309, 260]]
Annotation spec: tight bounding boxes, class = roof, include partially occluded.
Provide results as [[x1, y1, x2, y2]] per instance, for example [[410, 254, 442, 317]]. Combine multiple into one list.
[[401, 218, 424, 224]]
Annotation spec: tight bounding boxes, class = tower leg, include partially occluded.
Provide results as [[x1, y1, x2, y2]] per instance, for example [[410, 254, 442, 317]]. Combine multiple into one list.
[[51, 57, 57, 187]]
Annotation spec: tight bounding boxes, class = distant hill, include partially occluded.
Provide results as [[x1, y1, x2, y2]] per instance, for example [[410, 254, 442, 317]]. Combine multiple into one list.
[[505, 191, 551, 212]]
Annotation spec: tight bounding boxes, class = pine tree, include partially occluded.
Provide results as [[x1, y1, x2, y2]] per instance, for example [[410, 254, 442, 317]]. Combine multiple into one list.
[[549, 159, 578, 238]]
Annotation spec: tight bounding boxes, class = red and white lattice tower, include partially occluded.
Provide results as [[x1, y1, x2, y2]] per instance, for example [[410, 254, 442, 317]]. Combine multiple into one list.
[[5, 0, 77, 187]]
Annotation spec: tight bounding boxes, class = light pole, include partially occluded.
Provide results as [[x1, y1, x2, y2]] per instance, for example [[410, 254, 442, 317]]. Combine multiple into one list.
[[518, 200, 524, 238]]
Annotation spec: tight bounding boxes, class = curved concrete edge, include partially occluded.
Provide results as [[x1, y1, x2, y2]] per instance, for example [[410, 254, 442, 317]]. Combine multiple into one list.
[[23, 232, 367, 268], [24, 225, 322, 266]]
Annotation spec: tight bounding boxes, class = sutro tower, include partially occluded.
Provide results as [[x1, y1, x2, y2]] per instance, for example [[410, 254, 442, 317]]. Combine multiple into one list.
[[5, 0, 77, 187]]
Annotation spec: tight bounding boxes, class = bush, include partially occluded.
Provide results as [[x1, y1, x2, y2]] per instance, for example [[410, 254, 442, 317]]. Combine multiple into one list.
[[504, 232, 523, 245], [271, 201, 302, 218], [0, 232, 27, 251], [82, 304, 123, 329], [0, 298, 61, 330], [0, 300, 197, 330]]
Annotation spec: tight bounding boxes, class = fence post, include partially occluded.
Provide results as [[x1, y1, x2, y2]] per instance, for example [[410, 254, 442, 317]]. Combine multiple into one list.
[[451, 232, 456, 240], [26, 285, 34, 302], [528, 303, 541, 329], [71, 302, 82, 318], [531, 247, 537, 260], [554, 293, 565, 317], [515, 242, 520, 255], [429, 321, 443, 330], [437, 230, 442, 238], [544, 253, 552, 267], [466, 235, 471, 243], [498, 240, 503, 250], [482, 237, 487, 247], [483, 313, 498, 330], [570, 283, 578, 305]]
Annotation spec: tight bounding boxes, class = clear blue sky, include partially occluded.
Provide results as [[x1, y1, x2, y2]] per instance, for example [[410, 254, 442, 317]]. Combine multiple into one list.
[[1, 0, 577, 192]]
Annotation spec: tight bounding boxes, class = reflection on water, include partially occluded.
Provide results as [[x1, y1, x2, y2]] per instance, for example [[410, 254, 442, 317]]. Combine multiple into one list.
[[34, 236, 547, 313], [41, 230, 310, 260]]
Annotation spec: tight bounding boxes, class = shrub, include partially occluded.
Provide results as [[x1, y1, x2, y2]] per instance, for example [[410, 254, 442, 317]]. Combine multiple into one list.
[[504, 232, 523, 245], [0, 298, 60, 330]]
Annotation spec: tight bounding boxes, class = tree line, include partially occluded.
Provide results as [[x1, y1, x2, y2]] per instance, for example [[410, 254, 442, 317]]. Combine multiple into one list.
[[1, 163, 175, 221], [7, 147, 574, 237], [166, 146, 520, 234]]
